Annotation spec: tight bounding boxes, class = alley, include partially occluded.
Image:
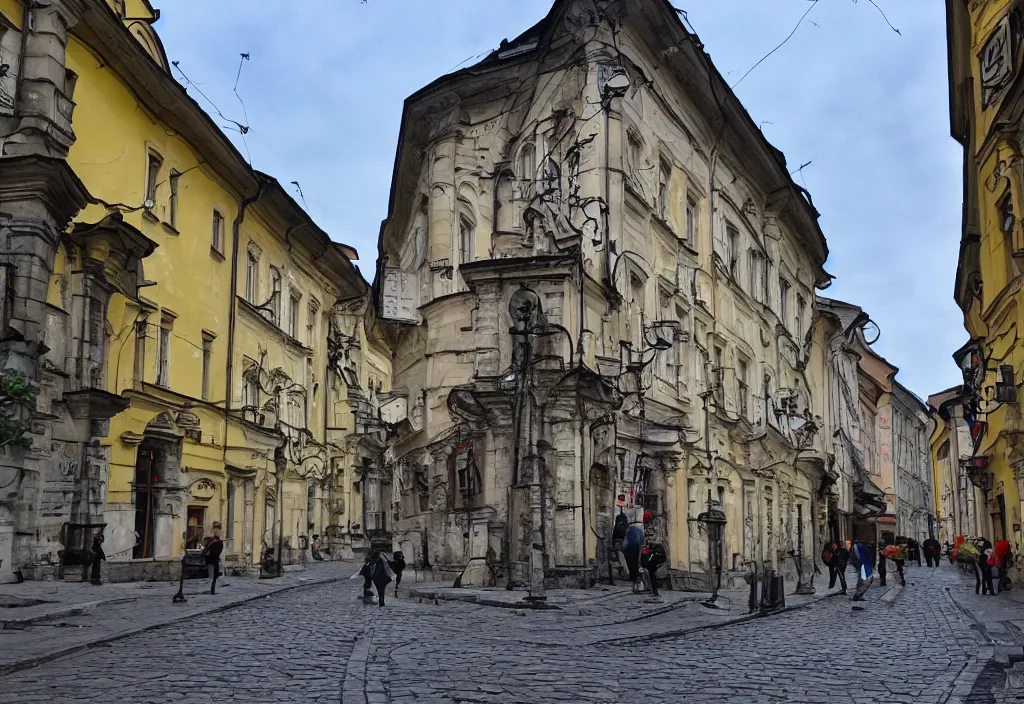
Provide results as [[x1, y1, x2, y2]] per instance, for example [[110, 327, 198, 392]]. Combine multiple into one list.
[[1, 565, 1019, 703]]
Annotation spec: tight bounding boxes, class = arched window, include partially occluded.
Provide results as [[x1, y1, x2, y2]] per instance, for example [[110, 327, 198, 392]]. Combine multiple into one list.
[[520, 144, 536, 182]]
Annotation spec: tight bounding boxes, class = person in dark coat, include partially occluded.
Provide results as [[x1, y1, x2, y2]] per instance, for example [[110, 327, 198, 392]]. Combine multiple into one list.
[[823, 541, 848, 595], [877, 540, 888, 587], [204, 534, 224, 594], [358, 554, 375, 601], [923, 537, 941, 568], [621, 524, 645, 591], [89, 534, 106, 585], [388, 550, 406, 596], [641, 543, 667, 597], [978, 539, 997, 595], [369, 553, 392, 607]]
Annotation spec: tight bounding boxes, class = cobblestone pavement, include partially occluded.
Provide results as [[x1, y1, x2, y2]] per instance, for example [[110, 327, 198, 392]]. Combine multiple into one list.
[[0, 565, 1018, 703]]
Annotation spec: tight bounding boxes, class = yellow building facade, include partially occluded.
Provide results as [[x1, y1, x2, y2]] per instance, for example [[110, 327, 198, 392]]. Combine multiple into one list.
[[947, 0, 1024, 573], [0, 0, 385, 581]]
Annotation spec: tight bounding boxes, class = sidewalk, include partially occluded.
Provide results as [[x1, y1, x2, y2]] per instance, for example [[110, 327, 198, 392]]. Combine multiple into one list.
[[942, 563, 1024, 646], [0, 559, 359, 674]]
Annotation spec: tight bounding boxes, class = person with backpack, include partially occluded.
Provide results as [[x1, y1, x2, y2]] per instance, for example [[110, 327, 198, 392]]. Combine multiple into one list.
[[893, 541, 907, 587], [621, 522, 645, 592], [822, 540, 848, 595], [848, 539, 874, 603], [387, 550, 406, 596], [369, 552, 393, 606]]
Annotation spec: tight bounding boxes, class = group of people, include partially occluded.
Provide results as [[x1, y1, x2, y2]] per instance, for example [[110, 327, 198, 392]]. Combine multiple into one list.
[[821, 535, 947, 604], [359, 550, 406, 606], [613, 510, 667, 596], [950, 536, 1013, 596]]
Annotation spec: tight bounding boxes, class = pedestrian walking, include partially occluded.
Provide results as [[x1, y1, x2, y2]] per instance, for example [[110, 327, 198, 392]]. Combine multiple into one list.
[[822, 540, 848, 594], [641, 543, 666, 597], [893, 542, 907, 587], [204, 534, 223, 594], [877, 541, 888, 587], [621, 523, 645, 591], [388, 550, 406, 596], [980, 541, 998, 596], [848, 539, 874, 603], [924, 536, 941, 568], [89, 533, 105, 585], [369, 552, 392, 607], [358, 553, 375, 601]]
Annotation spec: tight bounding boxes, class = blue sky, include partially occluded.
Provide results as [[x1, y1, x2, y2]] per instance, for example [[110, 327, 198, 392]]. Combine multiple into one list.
[[155, 0, 962, 399]]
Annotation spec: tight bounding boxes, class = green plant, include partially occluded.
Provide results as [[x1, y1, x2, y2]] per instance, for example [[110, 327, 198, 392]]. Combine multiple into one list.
[[0, 370, 35, 450]]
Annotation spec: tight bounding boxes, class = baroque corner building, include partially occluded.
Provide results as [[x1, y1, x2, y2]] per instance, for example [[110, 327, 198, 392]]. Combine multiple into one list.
[[0, 0, 157, 581], [374, 0, 835, 590], [947, 0, 1024, 578], [0, 0, 385, 583]]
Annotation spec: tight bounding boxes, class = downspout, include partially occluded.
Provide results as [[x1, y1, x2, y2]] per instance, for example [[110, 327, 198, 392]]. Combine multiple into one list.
[[222, 181, 265, 451], [223, 181, 264, 564]]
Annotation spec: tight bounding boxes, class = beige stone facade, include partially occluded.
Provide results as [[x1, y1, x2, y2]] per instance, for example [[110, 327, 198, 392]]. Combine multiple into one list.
[[374, 0, 835, 590]]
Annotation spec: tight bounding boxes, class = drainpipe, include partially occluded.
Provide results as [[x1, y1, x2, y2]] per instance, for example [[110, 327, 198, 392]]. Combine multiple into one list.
[[223, 181, 264, 448]]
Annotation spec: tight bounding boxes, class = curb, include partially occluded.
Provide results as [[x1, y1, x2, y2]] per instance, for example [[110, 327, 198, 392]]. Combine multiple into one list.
[[0, 576, 340, 677], [0, 597, 137, 630], [408, 587, 561, 610], [592, 589, 842, 647]]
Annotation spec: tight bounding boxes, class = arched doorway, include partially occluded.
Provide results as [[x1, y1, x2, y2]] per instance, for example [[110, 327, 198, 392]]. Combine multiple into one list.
[[131, 412, 183, 559]]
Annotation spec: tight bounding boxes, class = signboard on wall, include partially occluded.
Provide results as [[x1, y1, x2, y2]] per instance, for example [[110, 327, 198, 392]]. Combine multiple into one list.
[[381, 268, 420, 323]]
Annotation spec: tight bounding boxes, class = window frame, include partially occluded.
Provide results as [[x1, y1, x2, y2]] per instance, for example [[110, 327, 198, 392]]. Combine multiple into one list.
[[145, 151, 162, 208], [133, 318, 148, 385], [726, 223, 740, 280], [288, 290, 302, 339], [458, 215, 474, 266], [657, 159, 670, 220], [245, 249, 259, 303], [168, 169, 180, 229], [269, 267, 282, 324], [201, 331, 215, 401], [156, 315, 172, 387], [211, 209, 225, 254], [737, 357, 749, 419], [779, 277, 791, 326], [685, 194, 698, 249]]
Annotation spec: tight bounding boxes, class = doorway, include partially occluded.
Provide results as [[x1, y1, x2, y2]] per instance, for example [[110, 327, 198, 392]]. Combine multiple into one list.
[[993, 494, 1007, 542], [132, 444, 158, 559], [186, 507, 206, 548]]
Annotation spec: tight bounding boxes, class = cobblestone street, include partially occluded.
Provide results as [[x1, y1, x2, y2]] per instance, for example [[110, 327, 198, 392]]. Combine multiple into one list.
[[1, 565, 1021, 703]]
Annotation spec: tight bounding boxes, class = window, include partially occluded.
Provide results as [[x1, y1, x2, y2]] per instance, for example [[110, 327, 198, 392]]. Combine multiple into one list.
[[726, 224, 739, 279], [201, 331, 215, 401], [658, 160, 670, 220], [145, 151, 162, 207], [156, 315, 172, 387], [226, 481, 235, 545], [796, 295, 806, 337], [1001, 193, 1019, 279], [265, 267, 280, 324], [779, 277, 790, 325], [307, 299, 320, 345], [749, 251, 763, 300], [243, 361, 260, 410], [685, 195, 697, 248], [289, 291, 301, 339], [133, 319, 147, 384], [459, 216, 474, 265], [713, 345, 724, 401], [245, 250, 259, 303], [627, 133, 642, 176], [168, 170, 180, 229], [737, 358, 749, 419], [212, 209, 225, 253], [520, 143, 535, 182]]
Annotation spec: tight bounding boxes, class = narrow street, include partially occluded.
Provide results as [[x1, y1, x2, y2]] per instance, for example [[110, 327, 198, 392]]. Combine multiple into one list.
[[2, 565, 1020, 703]]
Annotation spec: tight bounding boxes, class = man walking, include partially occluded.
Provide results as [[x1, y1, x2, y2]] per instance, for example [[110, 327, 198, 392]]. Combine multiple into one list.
[[204, 533, 223, 595], [823, 540, 848, 595], [848, 539, 874, 603], [923, 536, 941, 568]]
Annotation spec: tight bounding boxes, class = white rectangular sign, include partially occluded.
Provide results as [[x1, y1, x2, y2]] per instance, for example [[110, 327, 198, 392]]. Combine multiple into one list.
[[381, 268, 420, 323]]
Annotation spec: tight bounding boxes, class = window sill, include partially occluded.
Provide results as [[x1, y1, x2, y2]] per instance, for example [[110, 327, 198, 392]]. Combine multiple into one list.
[[142, 209, 160, 224], [210, 246, 225, 261], [161, 221, 180, 236]]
